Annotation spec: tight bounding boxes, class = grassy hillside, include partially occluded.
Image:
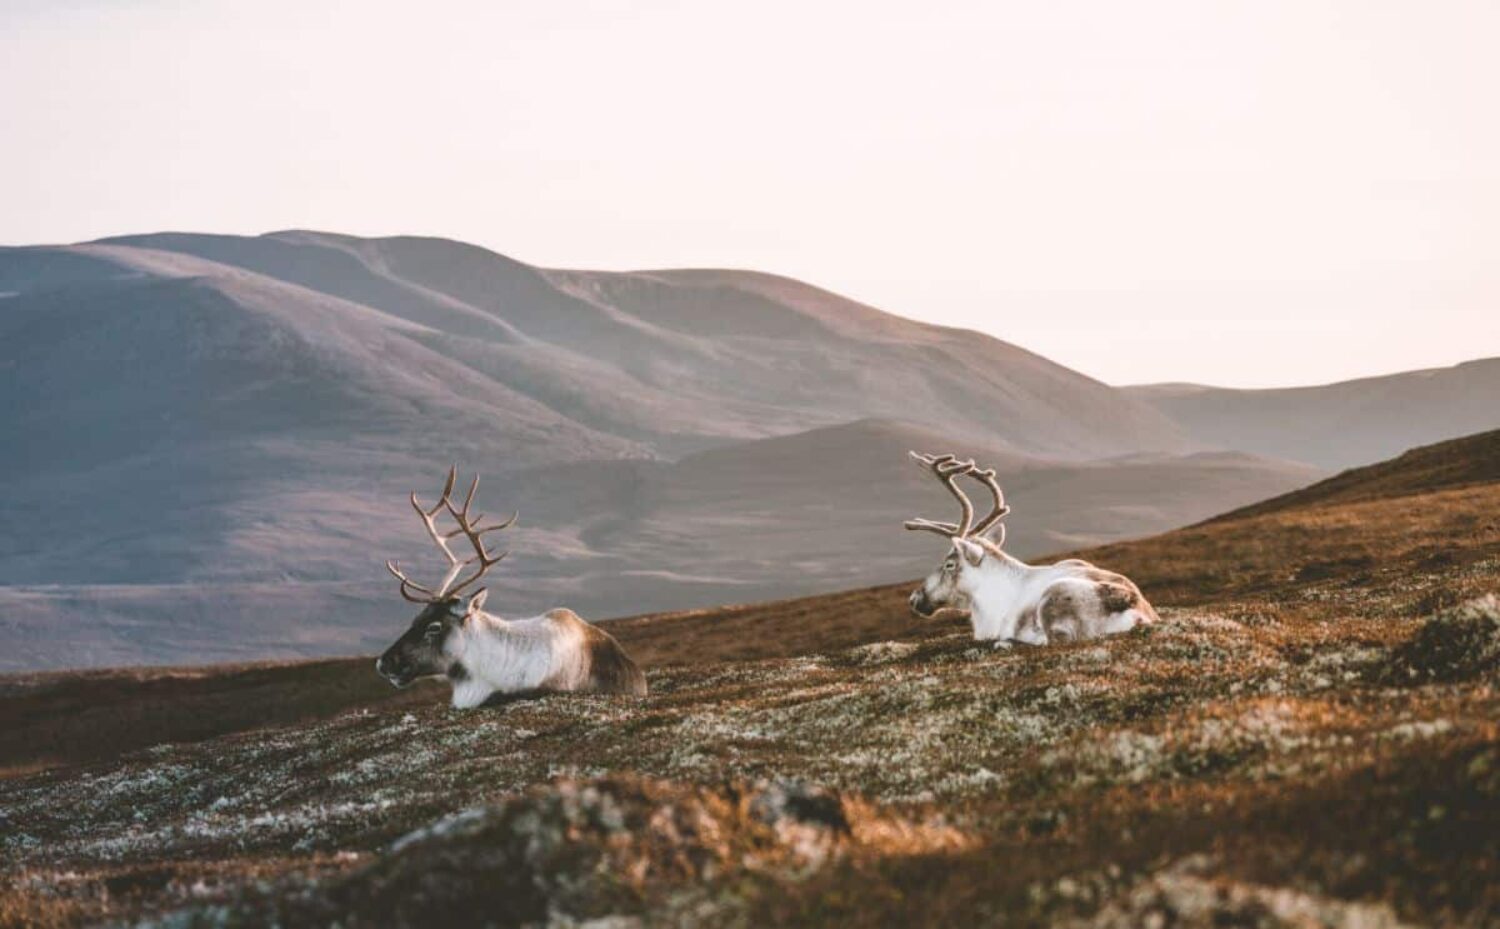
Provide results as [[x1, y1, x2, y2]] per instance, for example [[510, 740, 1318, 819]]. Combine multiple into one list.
[[1, 433, 1497, 927], [1209, 428, 1500, 521]]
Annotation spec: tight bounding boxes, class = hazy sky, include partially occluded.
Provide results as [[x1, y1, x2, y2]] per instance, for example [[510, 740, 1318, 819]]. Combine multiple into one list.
[[3, 0, 1496, 387]]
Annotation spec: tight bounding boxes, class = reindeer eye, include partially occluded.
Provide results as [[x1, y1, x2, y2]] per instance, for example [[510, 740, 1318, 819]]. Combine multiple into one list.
[[425, 621, 444, 638]]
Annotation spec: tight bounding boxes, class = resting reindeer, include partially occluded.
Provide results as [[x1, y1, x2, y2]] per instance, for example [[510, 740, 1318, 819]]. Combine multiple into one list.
[[376, 467, 647, 707], [905, 451, 1157, 646]]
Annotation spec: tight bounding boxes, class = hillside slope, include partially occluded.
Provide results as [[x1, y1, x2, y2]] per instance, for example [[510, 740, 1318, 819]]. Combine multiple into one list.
[[97, 230, 1191, 459], [2, 427, 1492, 770], [1127, 358, 1500, 469], [587, 418, 1322, 594], [2, 432, 1496, 927], [1206, 428, 1500, 522], [0, 416, 1319, 672], [1, 232, 1333, 672]]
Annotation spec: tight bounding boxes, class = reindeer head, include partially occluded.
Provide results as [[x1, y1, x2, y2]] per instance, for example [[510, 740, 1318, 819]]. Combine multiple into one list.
[[376, 467, 513, 688], [904, 451, 1010, 619]]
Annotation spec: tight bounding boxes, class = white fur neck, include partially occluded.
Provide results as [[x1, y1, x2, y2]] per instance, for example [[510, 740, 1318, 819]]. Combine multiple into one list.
[[953, 539, 1040, 642]]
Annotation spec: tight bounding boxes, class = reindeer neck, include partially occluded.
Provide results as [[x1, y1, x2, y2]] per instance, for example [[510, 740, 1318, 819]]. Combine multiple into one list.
[[975, 540, 1030, 575], [452, 609, 559, 655], [448, 609, 503, 657], [965, 549, 1034, 639]]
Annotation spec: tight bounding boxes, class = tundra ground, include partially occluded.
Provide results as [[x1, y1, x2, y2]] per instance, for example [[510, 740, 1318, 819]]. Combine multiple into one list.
[[2, 432, 1498, 927]]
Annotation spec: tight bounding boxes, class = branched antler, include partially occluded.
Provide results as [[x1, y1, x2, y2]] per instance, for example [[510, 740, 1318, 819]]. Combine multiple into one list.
[[904, 451, 1010, 541], [386, 466, 516, 603]]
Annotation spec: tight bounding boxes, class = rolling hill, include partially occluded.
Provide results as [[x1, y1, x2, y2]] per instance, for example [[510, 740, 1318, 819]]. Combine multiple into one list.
[[1126, 357, 1500, 469], [1, 231, 1335, 671], [0, 414, 1319, 672], [1207, 427, 1500, 521], [4, 426, 1491, 773], [575, 418, 1322, 598], [2, 430, 1495, 927], [87, 231, 1192, 458]]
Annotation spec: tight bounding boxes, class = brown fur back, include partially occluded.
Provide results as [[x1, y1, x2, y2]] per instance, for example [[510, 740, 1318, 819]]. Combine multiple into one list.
[[545, 609, 648, 696], [1025, 562, 1159, 642], [1078, 564, 1160, 623]]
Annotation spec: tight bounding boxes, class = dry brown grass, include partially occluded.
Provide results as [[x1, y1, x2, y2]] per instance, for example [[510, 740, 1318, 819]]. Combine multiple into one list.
[[0, 658, 440, 777], [2, 432, 1498, 926], [1216, 428, 1500, 520], [7, 435, 1493, 780], [1077, 482, 1500, 610]]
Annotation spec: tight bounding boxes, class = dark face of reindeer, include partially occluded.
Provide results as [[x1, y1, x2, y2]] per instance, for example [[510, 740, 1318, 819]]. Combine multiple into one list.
[[376, 599, 461, 688]]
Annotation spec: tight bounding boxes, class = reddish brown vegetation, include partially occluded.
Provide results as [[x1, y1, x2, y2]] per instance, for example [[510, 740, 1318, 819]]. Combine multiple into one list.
[[2, 430, 1498, 927]]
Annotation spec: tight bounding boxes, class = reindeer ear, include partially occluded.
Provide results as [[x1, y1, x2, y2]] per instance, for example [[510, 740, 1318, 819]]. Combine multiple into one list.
[[464, 588, 489, 616], [953, 537, 986, 567], [981, 523, 1006, 549]]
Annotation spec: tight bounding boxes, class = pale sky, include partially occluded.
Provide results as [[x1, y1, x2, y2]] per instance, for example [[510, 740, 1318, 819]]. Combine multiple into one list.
[[3, 0, 1497, 387]]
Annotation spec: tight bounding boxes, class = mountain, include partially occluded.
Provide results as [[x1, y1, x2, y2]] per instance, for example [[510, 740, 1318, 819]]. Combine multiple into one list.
[[1126, 358, 1500, 469], [0, 415, 1320, 671], [86, 231, 1192, 458], [581, 418, 1322, 595], [0, 230, 1323, 670]]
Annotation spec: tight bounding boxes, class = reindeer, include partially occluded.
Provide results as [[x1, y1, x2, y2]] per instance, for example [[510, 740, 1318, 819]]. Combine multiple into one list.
[[376, 467, 647, 707], [905, 452, 1157, 647]]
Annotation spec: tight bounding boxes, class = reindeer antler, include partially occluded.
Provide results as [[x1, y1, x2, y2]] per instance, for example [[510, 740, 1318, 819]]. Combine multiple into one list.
[[386, 466, 516, 603], [904, 453, 976, 537], [904, 451, 1010, 541], [441, 470, 515, 597]]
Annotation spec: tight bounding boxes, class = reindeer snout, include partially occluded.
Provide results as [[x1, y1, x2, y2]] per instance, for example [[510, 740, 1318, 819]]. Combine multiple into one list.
[[909, 588, 934, 618], [375, 654, 408, 687]]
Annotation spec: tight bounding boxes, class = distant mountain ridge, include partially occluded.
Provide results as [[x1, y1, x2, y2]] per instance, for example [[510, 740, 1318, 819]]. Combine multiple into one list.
[[1126, 358, 1500, 469], [76, 230, 1191, 459]]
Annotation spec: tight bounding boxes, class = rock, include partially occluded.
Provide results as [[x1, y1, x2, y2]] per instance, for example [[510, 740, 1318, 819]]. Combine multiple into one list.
[[1376, 595, 1500, 684]]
